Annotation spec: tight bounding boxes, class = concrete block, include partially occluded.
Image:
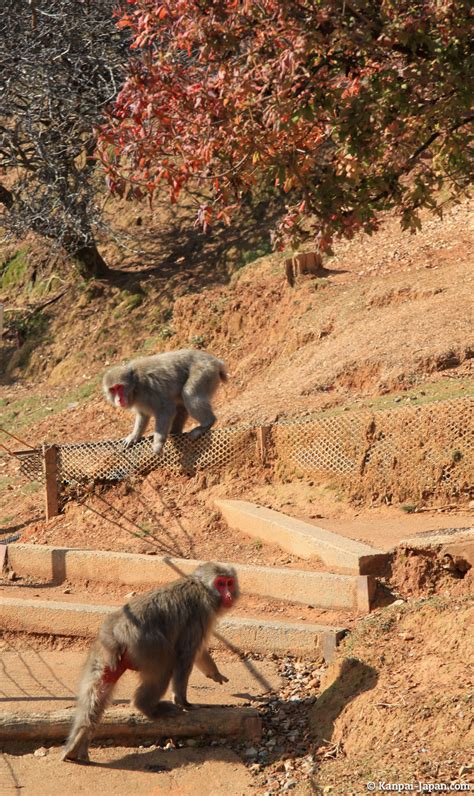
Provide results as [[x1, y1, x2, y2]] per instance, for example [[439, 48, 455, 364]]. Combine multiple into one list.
[[0, 706, 262, 743], [0, 597, 346, 660], [6, 544, 374, 611], [215, 500, 388, 575]]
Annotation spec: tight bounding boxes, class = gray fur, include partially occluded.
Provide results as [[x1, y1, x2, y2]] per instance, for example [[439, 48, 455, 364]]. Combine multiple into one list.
[[62, 562, 239, 763], [103, 348, 228, 455]]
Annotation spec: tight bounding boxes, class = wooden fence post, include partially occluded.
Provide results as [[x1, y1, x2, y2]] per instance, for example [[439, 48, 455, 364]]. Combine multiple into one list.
[[42, 444, 60, 520], [256, 425, 272, 465]]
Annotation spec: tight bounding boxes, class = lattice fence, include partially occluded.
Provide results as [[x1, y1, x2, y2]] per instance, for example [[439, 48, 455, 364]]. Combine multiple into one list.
[[15, 396, 474, 512], [18, 426, 257, 485], [273, 397, 473, 504]]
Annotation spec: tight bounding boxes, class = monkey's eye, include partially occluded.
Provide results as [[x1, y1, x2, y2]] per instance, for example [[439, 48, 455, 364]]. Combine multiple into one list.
[[226, 578, 235, 591], [215, 577, 227, 591]]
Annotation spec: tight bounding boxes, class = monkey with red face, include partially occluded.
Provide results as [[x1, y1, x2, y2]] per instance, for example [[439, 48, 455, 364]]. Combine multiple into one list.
[[103, 349, 227, 456], [62, 562, 239, 763]]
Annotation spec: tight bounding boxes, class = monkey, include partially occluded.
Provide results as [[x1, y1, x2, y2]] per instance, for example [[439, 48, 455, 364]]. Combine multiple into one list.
[[61, 562, 239, 763], [102, 349, 227, 455]]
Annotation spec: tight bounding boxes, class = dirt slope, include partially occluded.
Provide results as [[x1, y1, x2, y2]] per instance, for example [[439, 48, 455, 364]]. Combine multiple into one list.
[[310, 595, 473, 793], [1, 197, 472, 436]]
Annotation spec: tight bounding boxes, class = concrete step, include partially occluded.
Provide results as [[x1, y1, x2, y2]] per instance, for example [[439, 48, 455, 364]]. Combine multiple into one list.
[[215, 500, 388, 575], [0, 597, 346, 661], [5, 543, 375, 612]]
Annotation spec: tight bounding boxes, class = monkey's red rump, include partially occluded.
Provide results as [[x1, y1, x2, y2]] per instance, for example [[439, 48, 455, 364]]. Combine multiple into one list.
[[102, 650, 137, 684]]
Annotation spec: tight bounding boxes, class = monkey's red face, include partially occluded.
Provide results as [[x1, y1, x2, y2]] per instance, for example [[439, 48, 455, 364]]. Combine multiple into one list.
[[214, 576, 236, 608], [109, 383, 128, 408]]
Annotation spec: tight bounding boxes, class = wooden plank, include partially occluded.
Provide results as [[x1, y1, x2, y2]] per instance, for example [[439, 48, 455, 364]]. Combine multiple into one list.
[[43, 444, 60, 519], [0, 705, 262, 742]]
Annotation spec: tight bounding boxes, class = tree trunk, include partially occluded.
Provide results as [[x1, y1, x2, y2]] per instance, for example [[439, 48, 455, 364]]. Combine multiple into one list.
[[73, 240, 112, 279], [0, 705, 262, 742]]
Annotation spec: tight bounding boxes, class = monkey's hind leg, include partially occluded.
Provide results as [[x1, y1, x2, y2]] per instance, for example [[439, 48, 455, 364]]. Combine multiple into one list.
[[182, 394, 216, 441], [62, 648, 119, 763], [133, 666, 173, 719]]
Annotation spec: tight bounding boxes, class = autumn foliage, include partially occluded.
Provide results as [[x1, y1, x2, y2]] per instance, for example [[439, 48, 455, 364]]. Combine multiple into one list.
[[100, 0, 473, 250]]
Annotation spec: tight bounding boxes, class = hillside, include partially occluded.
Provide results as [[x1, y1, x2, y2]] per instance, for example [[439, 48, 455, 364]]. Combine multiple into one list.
[[1, 192, 473, 554], [1, 196, 472, 441]]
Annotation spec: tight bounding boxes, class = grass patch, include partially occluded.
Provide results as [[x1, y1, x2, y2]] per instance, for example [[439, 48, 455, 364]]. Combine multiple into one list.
[[238, 241, 273, 268], [158, 325, 175, 340], [0, 378, 100, 435], [0, 249, 29, 289], [189, 334, 206, 348], [21, 481, 41, 495]]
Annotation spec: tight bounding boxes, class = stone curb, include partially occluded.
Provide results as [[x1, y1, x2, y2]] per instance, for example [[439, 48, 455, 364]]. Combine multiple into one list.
[[5, 543, 374, 612], [215, 500, 389, 575], [0, 597, 346, 661]]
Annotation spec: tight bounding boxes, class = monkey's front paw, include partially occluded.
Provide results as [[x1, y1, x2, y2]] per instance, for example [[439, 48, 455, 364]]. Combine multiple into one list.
[[123, 435, 139, 449]]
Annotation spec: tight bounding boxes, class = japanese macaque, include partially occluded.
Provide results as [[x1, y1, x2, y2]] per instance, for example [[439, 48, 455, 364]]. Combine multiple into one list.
[[103, 349, 227, 455], [62, 562, 239, 763]]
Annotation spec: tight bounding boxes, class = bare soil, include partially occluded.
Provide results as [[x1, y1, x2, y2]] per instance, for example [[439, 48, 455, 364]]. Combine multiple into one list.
[[310, 595, 474, 794], [1, 745, 254, 796]]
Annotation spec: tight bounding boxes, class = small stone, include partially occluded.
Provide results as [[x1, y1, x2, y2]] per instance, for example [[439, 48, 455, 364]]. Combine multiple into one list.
[[391, 599, 405, 606], [163, 740, 175, 750], [399, 631, 414, 641], [63, 587, 72, 594], [243, 746, 258, 758], [34, 747, 48, 757], [125, 591, 136, 599], [249, 764, 261, 773], [185, 738, 197, 747], [7, 570, 17, 582], [459, 764, 473, 776]]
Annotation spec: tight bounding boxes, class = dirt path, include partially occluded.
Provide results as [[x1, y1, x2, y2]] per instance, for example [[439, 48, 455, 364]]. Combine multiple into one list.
[[0, 648, 281, 715], [1, 745, 253, 796]]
